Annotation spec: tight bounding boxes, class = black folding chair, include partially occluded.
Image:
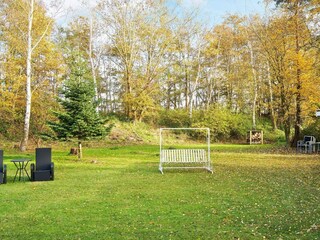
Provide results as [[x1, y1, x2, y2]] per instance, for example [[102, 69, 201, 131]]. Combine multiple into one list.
[[31, 148, 54, 181], [0, 150, 7, 184]]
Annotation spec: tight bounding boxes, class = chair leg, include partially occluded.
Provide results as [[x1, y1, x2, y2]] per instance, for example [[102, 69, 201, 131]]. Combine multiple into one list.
[[30, 163, 35, 181], [3, 165, 7, 184], [51, 162, 54, 180]]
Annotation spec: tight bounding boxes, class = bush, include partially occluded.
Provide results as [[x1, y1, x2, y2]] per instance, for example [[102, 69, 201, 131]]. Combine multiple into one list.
[[191, 107, 251, 141], [157, 107, 287, 143], [158, 109, 191, 128], [301, 118, 320, 141], [255, 117, 286, 143]]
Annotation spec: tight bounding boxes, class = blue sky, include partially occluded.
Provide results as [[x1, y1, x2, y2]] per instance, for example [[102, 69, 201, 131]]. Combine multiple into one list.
[[58, 0, 271, 27], [179, 0, 270, 25]]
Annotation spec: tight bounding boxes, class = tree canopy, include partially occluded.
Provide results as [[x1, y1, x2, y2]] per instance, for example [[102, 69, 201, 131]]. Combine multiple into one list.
[[0, 0, 319, 146]]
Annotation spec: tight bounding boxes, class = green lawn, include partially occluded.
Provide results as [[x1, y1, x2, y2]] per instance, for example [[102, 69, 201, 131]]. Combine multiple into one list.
[[0, 144, 319, 239]]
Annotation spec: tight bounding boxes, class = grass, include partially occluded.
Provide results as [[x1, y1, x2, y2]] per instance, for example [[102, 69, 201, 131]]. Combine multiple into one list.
[[0, 144, 319, 239]]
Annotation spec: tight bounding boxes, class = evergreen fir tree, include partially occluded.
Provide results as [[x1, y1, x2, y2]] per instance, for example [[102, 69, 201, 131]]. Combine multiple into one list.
[[49, 50, 112, 159]]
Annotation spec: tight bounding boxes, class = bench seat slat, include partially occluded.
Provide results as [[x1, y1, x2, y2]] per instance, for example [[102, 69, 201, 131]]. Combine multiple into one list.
[[161, 149, 207, 163]]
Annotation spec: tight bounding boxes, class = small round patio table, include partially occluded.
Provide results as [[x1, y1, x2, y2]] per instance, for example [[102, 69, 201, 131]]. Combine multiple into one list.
[[11, 159, 31, 182]]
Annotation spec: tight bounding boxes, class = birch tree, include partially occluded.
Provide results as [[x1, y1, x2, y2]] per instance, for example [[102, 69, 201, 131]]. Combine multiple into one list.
[[20, 0, 63, 151], [0, 0, 63, 147], [22, 0, 35, 151]]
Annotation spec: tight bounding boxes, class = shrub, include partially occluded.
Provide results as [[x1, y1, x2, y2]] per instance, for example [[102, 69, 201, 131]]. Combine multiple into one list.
[[301, 118, 320, 141], [192, 107, 251, 141], [157, 107, 286, 143], [255, 118, 286, 143], [158, 109, 191, 128]]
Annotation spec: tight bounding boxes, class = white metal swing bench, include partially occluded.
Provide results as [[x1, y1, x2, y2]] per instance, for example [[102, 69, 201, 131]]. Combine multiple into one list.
[[159, 128, 213, 174]]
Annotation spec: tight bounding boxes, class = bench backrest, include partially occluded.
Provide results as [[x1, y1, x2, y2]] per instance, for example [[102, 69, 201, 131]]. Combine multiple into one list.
[[161, 149, 208, 163], [0, 150, 3, 172], [36, 148, 52, 171]]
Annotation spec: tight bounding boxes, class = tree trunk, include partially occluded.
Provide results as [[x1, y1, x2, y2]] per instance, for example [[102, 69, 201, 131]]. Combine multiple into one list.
[[173, 84, 177, 109], [89, 16, 99, 111], [20, 0, 34, 152], [267, 62, 277, 130], [189, 47, 202, 120], [284, 119, 291, 147], [248, 41, 258, 129], [292, 6, 302, 147], [166, 79, 171, 110], [280, 77, 291, 146], [184, 63, 189, 110], [125, 69, 132, 119]]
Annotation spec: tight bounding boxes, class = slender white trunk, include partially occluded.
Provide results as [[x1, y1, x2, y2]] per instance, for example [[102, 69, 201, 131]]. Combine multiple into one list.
[[248, 41, 257, 130], [20, 0, 34, 151], [207, 36, 221, 110], [267, 62, 277, 130], [89, 17, 98, 105], [189, 46, 202, 119]]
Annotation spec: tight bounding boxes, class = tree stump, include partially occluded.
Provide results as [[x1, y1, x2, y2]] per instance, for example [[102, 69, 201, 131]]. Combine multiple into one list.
[[70, 148, 78, 155]]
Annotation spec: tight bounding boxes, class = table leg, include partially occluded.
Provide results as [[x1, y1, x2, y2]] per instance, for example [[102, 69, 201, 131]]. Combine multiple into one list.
[[23, 161, 31, 180], [12, 160, 31, 182], [21, 162, 25, 181], [13, 162, 19, 182], [19, 165, 22, 180]]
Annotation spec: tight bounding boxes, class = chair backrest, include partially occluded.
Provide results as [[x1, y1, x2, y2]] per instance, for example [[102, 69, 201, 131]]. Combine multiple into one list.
[[0, 150, 3, 172], [297, 140, 305, 147], [303, 136, 316, 143], [36, 148, 52, 171]]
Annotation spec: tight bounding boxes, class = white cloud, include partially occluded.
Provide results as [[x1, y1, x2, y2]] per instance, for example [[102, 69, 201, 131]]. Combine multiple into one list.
[[62, 0, 82, 9], [53, 0, 99, 26]]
